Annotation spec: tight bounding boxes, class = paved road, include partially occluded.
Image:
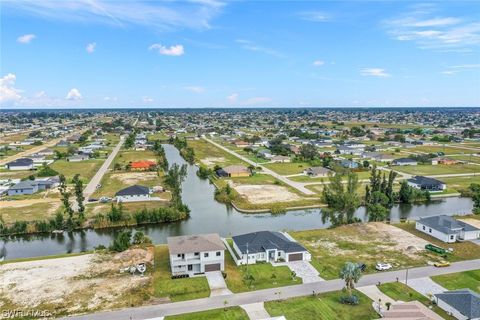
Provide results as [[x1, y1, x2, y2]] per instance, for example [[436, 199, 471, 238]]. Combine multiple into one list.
[[64, 259, 480, 320], [82, 136, 124, 200], [203, 137, 316, 195]]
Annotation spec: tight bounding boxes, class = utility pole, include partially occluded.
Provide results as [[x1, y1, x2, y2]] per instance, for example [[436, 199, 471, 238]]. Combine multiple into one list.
[[246, 242, 249, 273], [405, 267, 409, 286]]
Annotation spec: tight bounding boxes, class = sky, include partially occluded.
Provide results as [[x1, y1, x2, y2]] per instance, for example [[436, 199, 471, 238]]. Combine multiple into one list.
[[1, 0, 479, 109]]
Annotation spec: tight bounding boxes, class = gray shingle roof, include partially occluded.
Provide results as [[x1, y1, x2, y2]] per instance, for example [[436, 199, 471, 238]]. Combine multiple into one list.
[[7, 158, 33, 167], [232, 231, 307, 254], [418, 215, 479, 234], [408, 176, 445, 187], [115, 185, 149, 196], [435, 289, 480, 319]]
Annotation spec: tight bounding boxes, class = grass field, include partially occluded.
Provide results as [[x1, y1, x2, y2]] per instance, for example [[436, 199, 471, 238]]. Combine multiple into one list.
[[50, 159, 104, 183], [92, 171, 165, 198], [265, 290, 378, 320], [188, 139, 248, 168], [112, 150, 158, 169], [165, 307, 249, 320], [411, 145, 475, 155], [0, 170, 35, 179], [263, 162, 311, 175], [394, 222, 480, 262], [436, 176, 480, 191], [377, 282, 455, 319], [0, 200, 61, 224], [290, 224, 439, 280], [85, 200, 171, 217], [449, 154, 480, 164], [393, 164, 479, 175], [432, 269, 480, 293], [224, 251, 301, 293], [152, 246, 210, 302], [289, 170, 371, 183]]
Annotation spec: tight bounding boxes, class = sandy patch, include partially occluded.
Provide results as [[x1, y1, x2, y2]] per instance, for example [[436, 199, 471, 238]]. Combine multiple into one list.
[[459, 218, 480, 229], [200, 157, 226, 167], [111, 171, 158, 185], [366, 222, 430, 254], [232, 183, 301, 204], [0, 198, 61, 208], [0, 247, 153, 312]]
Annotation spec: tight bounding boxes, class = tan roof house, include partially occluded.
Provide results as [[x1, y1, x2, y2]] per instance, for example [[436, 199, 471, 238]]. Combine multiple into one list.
[[221, 165, 251, 177]]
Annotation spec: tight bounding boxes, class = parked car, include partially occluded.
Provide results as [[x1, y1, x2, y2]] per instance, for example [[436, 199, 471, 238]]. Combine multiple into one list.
[[96, 184, 101, 189], [357, 263, 367, 272], [99, 197, 111, 203], [88, 198, 98, 202], [375, 263, 392, 271], [434, 261, 450, 267]]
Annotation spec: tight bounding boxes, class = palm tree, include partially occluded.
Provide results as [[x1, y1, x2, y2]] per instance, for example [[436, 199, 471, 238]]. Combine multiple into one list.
[[340, 262, 362, 296]]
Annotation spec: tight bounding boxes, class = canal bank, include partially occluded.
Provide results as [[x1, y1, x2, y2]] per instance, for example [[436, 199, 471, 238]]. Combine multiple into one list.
[[1, 144, 474, 260]]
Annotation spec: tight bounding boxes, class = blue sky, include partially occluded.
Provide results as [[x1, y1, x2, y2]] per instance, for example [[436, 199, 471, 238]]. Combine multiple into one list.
[[1, 0, 479, 108]]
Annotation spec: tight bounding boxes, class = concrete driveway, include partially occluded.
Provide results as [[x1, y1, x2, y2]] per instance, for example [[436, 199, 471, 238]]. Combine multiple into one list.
[[406, 277, 447, 298], [205, 271, 232, 296], [274, 260, 324, 283], [240, 302, 271, 320]]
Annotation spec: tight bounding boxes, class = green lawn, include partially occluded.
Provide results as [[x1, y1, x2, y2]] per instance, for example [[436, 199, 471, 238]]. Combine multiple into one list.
[[393, 164, 480, 175], [291, 224, 440, 280], [432, 270, 480, 293], [377, 282, 455, 319], [50, 159, 104, 183], [224, 251, 301, 293], [265, 290, 378, 320], [152, 246, 210, 302], [0, 170, 36, 179], [449, 155, 480, 164], [263, 162, 311, 175], [112, 150, 158, 169], [188, 139, 248, 168], [165, 307, 249, 320], [92, 171, 165, 198], [412, 145, 474, 155], [395, 223, 480, 262], [0, 200, 62, 224], [434, 176, 480, 192]]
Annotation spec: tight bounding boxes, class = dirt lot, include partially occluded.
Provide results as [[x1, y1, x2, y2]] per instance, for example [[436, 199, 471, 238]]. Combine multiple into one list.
[[366, 222, 430, 255], [0, 247, 154, 315], [110, 171, 159, 185], [200, 156, 226, 167], [232, 183, 301, 204]]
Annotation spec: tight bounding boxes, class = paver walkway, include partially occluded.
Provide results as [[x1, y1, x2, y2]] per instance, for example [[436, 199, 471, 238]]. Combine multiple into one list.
[[406, 277, 447, 298], [240, 302, 271, 320], [272, 261, 323, 283], [205, 271, 232, 296]]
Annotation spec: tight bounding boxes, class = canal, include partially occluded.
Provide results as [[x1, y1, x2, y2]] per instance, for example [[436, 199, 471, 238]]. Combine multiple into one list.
[[1, 144, 473, 260]]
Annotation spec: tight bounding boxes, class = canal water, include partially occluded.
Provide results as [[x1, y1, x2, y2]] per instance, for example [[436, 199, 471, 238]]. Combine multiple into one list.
[[1, 144, 473, 260]]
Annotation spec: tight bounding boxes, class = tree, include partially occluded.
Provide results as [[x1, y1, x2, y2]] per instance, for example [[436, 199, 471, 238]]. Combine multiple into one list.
[[300, 144, 318, 161], [470, 183, 480, 214], [110, 230, 132, 252], [340, 262, 362, 296], [322, 172, 360, 225], [72, 174, 85, 219], [399, 181, 414, 204], [37, 163, 59, 177], [58, 174, 74, 230]]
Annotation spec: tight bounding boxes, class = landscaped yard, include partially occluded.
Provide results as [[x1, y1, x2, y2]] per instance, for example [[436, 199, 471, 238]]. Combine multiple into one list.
[[394, 222, 480, 262], [152, 246, 210, 302], [432, 269, 480, 293], [224, 251, 301, 293], [377, 282, 455, 319], [290, 223, 442, 280], [50, 159, 104, 183], [393, 164, 479, 175], [265, 290, 378, 320], [165, 307, 249, 320]]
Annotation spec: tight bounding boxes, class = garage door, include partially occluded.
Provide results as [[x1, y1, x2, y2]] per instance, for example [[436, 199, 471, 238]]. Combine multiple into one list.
[[204, 263, 221, 272], [288, 253, 303, 261]]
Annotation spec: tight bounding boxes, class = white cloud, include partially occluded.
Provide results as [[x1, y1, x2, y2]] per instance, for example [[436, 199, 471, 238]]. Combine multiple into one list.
[[17, 34, 36, 44], [3, 0, 224, 31], [66, 88, 82, 100], [385, 5, 480, 51], [86, 42, 96, 53], [313, 60, 325, 66], [184, 86, 205, 93], [360, 68, 391, 77], [143, 96, 154, 103], [235, 39, 284, 58], [0, 73, 22, 105], [297, 11, 330, 22], [149, 44, 184, 56], [227, 93, 238, 104], [441, 64, 480, 75]]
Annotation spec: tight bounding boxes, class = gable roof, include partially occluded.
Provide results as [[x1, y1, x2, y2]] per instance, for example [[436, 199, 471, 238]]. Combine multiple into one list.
[[394, 158, 417, 163], [115, 185, 150, 196], [408, 176, 445, 187], [418, 215, 479, 234], [306, 167, 332, 175], [435, 289, 480, 319], [9, 180, 37, 190], [6, 158, 33, 167], [168, 233, 224, 254], [232, 231, 307, 254]]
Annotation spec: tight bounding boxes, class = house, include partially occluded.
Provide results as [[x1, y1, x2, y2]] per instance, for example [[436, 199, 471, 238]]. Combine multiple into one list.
[[231, 231, 311, 265], [257, 149, 273, 159], [7, 180, 39, 196], [167, 233, 225, 276], [37, 148, 55, 156], [216, 165, 251, 177], [303, 166, 333, 178], [233, 140, 250, 148], [337, 146, 363, 155], [130, 160, 157, 171], [382, 301, 443, 320], [431, 157, 460, 165], [434, 289, 480, 320], [340, 159, 359, 169], [373, 154, 394, 162], [407, 176, 446, 192], [271, 155, 291, 163], [416, 215, 480, 243], [115, 185, 151, 202], [5, 158, 34, 170], [56, 140, 70, 147], [67, 154, 90, 162], [392, 158, 418, 166], [289, 145, 301, 155]]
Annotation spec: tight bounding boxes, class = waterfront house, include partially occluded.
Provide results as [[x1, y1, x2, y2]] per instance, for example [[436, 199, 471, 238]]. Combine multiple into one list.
[[130, 160, 157, 171], [407, 176, 446, 192], [216, 165, 251, 178], [434, 289, 480, 320], [115, 185, 151, 203], [231, 231, 311, 265], [415, 215, 480, 243], [168, 233, 225, 276]]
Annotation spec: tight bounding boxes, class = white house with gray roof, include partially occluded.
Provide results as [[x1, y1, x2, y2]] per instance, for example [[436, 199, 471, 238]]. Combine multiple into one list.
[[231, 231, 311, 265], [434, 289, 480, 320], [416, 215, 480, 243], [167, 233, 225, 276]]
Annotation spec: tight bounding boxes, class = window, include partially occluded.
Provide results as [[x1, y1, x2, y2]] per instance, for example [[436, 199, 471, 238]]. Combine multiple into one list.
[[194, 252, 199, 256], [177, 254, 181, 258], [422, 226, 426, 230], [450, 235, 454, 240], [429, 228, 432, 233], [278, 252, 281, 257], [188, 264, 193, 271], [204, 252, 209, 258], [216, 251, 221, 256]]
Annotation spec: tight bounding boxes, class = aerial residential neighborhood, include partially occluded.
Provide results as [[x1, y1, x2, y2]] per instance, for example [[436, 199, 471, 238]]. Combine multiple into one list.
[[1, 1, 480, 320]]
